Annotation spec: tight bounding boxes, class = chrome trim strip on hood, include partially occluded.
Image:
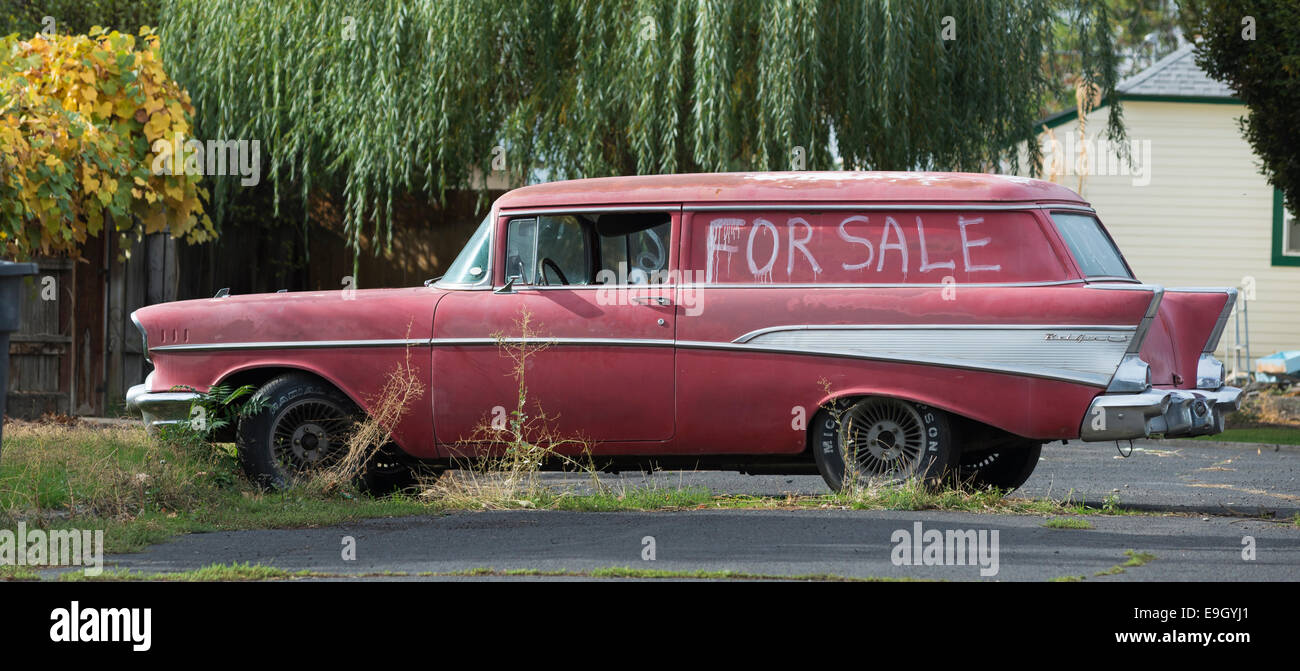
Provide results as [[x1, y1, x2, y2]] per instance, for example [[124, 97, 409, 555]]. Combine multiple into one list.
[[151, 338, 431, 352]]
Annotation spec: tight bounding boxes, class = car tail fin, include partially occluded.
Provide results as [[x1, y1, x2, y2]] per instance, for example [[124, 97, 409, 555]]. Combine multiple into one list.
[[1138, 288, 1235, 389]]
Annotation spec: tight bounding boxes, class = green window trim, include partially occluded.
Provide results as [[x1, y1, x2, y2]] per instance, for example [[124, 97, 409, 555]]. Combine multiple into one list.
[[1273, 189, 1300, 267]]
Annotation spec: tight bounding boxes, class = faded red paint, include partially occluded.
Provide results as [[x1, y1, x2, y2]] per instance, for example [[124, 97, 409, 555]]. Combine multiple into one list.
[[133, 172, 1233, 462]]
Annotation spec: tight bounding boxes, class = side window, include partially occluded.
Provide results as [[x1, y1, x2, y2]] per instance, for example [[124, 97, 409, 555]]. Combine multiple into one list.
[[505, 218, 538, 284], [505, 215, 590, 285], [537, 215, 589, 285], [594, 213, 672, 284], [1051, 212, 1134, 279]]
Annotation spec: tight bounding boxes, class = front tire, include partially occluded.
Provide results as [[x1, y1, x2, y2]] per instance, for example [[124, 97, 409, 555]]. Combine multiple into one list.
[[237, 373, 360, 490], [812, 397, 958, 492], [237, 372, 433, 495]]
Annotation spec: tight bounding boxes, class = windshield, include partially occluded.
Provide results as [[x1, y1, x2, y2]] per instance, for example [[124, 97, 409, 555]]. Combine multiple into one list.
[[438, 214, 492, 286]]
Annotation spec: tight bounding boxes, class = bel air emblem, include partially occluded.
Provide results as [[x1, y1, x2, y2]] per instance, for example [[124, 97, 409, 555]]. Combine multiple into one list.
[[1044, 333, 1130, 343]]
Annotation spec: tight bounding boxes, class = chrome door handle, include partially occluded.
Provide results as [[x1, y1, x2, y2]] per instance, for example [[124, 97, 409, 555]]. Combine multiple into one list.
[[632, 296, 673, 306]]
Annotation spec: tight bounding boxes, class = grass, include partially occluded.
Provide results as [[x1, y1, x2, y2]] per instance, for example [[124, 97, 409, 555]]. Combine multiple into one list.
[[1092, 550, 1157, 578], [546, 485, 713, 511], [1192, 427, 1300, 446], [1050, 549, 1157, 582], [0, 421, 720, 558], [0, 421, 434, 554], [1123, 550, 1156, 566], [1042, 517, 1094, 529], [60, 562, 312, 582]]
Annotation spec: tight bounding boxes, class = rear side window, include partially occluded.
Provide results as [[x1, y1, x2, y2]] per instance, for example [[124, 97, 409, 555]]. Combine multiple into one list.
[[1051, 212, 1133, 279], [595, 213, 671, 284]]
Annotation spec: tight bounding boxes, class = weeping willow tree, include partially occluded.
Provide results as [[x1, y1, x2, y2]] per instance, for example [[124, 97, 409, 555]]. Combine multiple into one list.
[[156, 0, 1124, 262]]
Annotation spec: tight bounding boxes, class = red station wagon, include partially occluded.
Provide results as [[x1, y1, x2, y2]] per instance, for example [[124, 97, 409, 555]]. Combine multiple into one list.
[[128, 172, 1242, 493]]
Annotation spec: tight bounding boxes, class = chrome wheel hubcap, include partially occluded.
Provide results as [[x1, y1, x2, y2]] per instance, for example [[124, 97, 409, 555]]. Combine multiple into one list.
[[840, 398, 925, 478], [271, 399, 352, 472]]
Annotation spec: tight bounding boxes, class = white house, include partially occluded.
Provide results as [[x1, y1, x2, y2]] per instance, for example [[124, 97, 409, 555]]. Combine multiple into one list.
[[1025, 44, 1299, 374]]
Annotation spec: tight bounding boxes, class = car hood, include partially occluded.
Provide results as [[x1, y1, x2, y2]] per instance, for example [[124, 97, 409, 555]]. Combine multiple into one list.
[[133, 287, 446, 349]]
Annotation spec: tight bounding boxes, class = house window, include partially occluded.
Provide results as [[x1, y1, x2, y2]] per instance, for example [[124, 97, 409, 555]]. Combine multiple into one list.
[[1273, 189, 1300, 267]]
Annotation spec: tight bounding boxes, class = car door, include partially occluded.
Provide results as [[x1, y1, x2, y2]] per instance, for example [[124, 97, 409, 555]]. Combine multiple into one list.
[[432, 210, 678, 451]]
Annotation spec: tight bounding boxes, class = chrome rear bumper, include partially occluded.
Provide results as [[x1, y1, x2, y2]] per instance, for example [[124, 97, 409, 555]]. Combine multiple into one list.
[[125, 380, 199, 433], [1079, 386, 1242, 441]]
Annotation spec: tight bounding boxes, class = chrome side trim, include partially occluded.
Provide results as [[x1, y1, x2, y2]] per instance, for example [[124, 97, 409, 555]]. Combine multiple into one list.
[[432, 333, 1119, 386], [1125, 286, 1164, 354], [1085, 282, 1163, 291], [675, 340, 1114, 386], [158, 325, 1131, 387], [151, 338, 432, 353], [719, 325, 1133, 386], [733, 323, 1134, 344], [1203, 288, 1238, 353], [1080, 275, 1142, 283], [432, 337, 675, 348], [684, 202, 1096, 213]]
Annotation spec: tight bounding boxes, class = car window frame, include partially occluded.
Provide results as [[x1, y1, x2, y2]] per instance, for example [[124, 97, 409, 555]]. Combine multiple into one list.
[[494, 207, 680, 290], [1049, 210, 1136, 281], [434, 212, 495, 291]]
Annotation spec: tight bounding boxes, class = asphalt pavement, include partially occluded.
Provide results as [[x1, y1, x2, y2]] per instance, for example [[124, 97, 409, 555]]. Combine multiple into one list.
[[92, 439, 1300, 581]]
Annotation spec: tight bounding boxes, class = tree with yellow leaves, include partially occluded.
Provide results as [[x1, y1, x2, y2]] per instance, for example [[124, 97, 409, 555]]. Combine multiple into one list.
[[0, 26, 214, 260]]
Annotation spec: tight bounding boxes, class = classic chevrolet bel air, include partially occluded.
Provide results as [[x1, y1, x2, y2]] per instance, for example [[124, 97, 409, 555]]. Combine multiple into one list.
[[127, 172, 1242, 493]]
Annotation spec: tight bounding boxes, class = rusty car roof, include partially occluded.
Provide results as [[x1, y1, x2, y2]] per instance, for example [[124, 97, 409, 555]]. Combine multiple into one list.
[[493, 172, 1089, 210]]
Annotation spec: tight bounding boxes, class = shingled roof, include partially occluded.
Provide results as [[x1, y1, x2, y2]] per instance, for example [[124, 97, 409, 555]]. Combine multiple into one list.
[[1116, 43, 1235, 99]]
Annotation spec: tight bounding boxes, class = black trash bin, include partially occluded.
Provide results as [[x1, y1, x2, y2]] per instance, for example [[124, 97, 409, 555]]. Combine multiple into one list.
[[0, 260, 40, 452]]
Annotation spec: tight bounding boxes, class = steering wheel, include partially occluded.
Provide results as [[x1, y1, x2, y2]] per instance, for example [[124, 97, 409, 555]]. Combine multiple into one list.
[[539, 257, 570, 286]]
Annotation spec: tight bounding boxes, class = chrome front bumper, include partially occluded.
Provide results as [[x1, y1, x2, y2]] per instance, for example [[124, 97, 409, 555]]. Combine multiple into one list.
[[1079, 386, 1243, 441], [125, 381, 200, 433]]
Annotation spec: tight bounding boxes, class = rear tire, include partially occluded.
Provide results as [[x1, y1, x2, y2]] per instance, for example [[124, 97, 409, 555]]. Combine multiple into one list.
[[957, 439, 1042, 492], [812, 397, 959, 492], [357, 448, 442, 496]]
